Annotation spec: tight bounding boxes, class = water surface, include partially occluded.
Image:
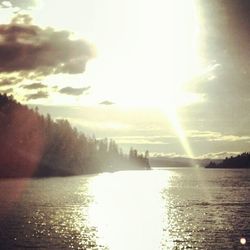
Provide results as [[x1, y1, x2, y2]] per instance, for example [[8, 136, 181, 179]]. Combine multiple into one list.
[[0, 169, 249, 249]]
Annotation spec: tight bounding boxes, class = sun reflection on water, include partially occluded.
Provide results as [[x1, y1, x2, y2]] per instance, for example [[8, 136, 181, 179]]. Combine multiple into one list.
[[87, 170, 175, 250]]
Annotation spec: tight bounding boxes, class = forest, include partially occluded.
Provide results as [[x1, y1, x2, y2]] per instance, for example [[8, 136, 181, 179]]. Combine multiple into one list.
[[0, 94, 150, 178], [206, 152, 250, 169]]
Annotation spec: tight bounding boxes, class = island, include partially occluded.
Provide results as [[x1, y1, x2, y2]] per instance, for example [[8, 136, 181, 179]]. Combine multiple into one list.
[[205, 152, 250, 169], [0, 94, 150, 178]]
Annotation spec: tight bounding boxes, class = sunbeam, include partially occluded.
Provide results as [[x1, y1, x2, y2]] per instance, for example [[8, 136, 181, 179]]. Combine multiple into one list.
[[162, 107, 198, 167]]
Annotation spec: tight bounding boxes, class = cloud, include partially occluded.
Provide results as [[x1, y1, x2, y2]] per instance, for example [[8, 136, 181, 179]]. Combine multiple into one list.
[[112, 135, 173, 145], [149, 152, 189, 158], [0, 79, 15, 86], [209, 135, 250, 142], [0, 15, 95, 76], [186, 130, 250, 142], [25, 90, 48, 100], [0, 0, 37, 9], [99, 100, 115, 105], [22, 82, 47, 90], [59, 86, 90, 96], [0, 88, 12, 94], [197, 151, 242, 160], [149, 151, 243, 160], [65, 118, 131, 131], [0, 77, 19, 86]]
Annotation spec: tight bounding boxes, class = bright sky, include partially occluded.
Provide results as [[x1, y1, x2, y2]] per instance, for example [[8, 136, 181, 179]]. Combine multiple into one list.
[[1, 0, 250, 159], [0, 0, 205, 108]]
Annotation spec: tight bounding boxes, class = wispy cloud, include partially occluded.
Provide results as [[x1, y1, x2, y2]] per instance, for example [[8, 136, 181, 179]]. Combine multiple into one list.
[[196, 151, 242, 160], [59, 86, 90, 96], [149, 151, 242, 160], [112, 135, 174, 145], [25, 90, 48, 100], [0, 77, 20, 86], [0, 88, 12, 94], [99, 100, 115, 105], [187, 130, 250, 142], [22, 82, 47, 90], [149, 152, 189, 158], [60, 117, 131, 131], [0, 0, 37, 9]]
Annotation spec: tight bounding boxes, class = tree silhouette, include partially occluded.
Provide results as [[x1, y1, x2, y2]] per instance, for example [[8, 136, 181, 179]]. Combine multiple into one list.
[[206, 152, 250, 169], [0, 93, 150, 177]]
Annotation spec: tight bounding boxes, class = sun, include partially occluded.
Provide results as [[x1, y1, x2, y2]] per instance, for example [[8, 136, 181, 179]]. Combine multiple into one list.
[[81, 0, 203, 110], [84, 0, 202, 160], [30, 0, 203, 159], [29, 0, 203, 110]]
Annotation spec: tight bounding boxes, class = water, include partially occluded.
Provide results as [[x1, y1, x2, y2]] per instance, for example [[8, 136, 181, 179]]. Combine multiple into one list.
[[0, 169, 249, 249]]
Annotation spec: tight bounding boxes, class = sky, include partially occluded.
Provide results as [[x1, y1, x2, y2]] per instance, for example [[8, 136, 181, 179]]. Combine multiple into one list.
[[0, 0, 250, 159]]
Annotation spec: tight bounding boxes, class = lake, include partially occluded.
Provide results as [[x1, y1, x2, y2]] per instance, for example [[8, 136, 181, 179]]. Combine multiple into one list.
[[0, 168, 249, 249]]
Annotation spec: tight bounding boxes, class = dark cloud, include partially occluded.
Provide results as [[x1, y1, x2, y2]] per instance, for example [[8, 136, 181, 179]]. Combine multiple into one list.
[[0, 15, 95, 76], [99, 100, 115, 105], [59, 86, 91, 96], [0, 77, 19, 86], [22, 82, 47, 90], [0, 79, 15, 86], [26, 90, 48, 100]]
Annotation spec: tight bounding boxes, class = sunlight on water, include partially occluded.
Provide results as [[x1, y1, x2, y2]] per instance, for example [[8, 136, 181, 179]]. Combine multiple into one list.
[[87, 170, 176, 250], [0, 170, 249, 249]]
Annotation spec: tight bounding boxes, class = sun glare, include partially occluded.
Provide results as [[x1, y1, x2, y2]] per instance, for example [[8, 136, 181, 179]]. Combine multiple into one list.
[[162, 107, 200, 166], [82, 0, 202, 110], [88, 171, 173, 249], [30, 0, 202, 111], [30, 0, 202, 159]]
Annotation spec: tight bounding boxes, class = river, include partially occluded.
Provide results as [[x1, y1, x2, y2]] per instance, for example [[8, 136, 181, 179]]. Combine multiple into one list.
[[0, 168, 249, 249]]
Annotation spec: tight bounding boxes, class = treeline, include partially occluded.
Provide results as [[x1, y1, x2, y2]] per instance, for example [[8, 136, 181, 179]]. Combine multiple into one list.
[[206, 152, 250, 169], [0, 94, 150, 178]]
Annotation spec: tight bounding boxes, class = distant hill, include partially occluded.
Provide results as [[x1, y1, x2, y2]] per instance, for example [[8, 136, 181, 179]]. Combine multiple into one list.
[[0, 94, 150, 178], [206, 152, 250, 169], [150, 156, 222, 168]]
